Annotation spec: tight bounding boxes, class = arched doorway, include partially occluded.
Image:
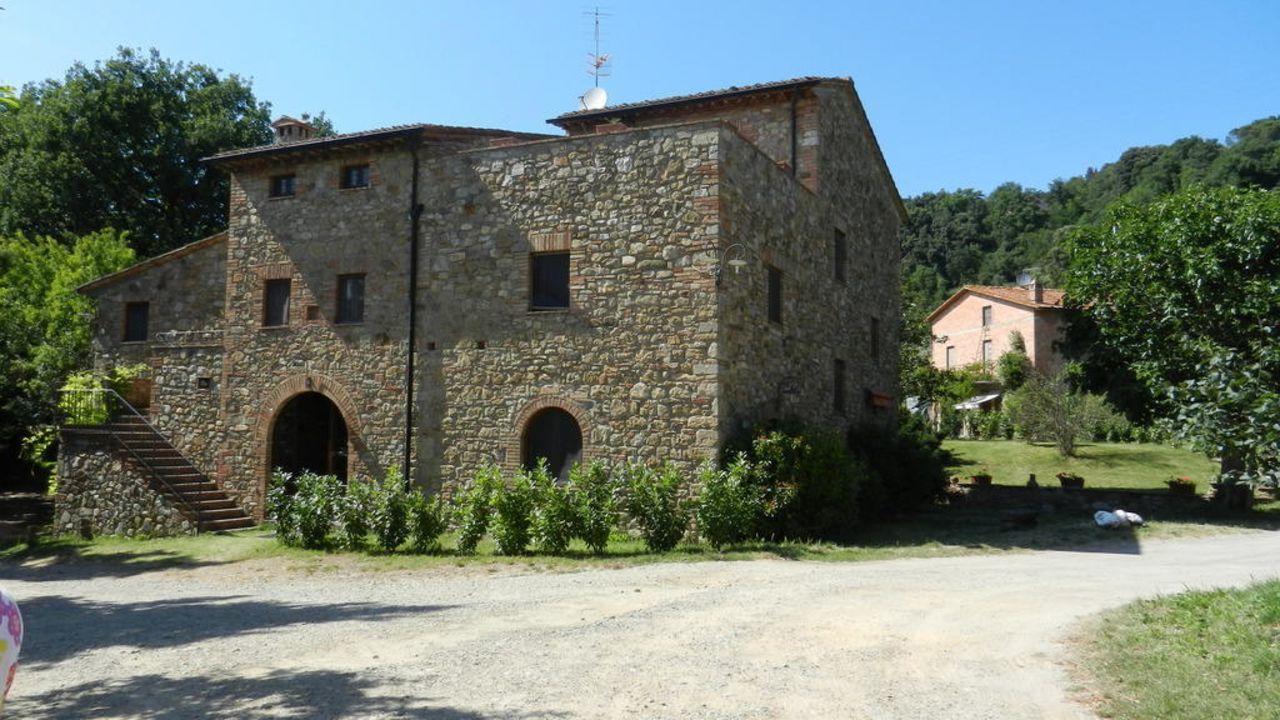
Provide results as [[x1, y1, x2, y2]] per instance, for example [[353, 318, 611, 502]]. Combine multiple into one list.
[[521, 407, 582, 481], [270, 392, 349, 481]]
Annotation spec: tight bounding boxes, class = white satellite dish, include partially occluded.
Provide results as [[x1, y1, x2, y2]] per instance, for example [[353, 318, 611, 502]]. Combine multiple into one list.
[[580, 86, 608, 111]]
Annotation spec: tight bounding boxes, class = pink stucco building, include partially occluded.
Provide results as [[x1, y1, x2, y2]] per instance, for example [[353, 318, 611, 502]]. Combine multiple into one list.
[[927, 282, 1070, 376]]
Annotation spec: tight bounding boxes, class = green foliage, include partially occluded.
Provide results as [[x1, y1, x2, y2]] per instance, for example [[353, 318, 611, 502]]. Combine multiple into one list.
[[336, 479, 375, 551], [745, 428, 871, 541], [848, 414, 951, 518], [266, 469, 299, 545], [0, 86, 17, 111], [997, 333, 1032, 392], [369, 466, 410, 552], [407, 491, 449, 553], [452, 466, 500, 555], [568, 461, 616, 554], [0, 229, 134, 480], [0, 48, 272, 256], [531, 461, 578, 555], [1005, 371, 1120, 457], [492, 467, 538, 555], [694, 456, 761, 550], [622, 463, 690, 553], [291, 471, 342, 550], [1066, 186, 1280, 484]]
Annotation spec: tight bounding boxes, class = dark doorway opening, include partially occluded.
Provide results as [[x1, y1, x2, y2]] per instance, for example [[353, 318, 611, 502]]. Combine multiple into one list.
[[521, 407, 582, 482], [270, 392, 349, 482]]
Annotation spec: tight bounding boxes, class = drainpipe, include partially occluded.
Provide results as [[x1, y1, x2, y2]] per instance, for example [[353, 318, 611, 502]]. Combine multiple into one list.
[[403, 138, 424, 487]]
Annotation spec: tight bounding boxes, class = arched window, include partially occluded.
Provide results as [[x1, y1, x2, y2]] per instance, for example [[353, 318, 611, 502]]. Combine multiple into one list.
[[520, 407, 582, 482]]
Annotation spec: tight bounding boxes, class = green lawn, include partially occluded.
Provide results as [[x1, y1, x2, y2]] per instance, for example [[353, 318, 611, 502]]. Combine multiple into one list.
[[1073, 580, 1280, 719], [5, 503, 1277, 576], [944, 439, 1220, 491]]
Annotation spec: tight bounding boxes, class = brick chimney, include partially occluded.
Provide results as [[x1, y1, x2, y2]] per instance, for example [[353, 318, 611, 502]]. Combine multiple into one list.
[[1028, 278, 1044, 303], [271, 116, 316, 145]]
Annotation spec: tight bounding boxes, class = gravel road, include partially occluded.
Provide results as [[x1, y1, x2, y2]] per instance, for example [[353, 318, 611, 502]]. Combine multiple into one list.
[[3, 530, 1278, 719]]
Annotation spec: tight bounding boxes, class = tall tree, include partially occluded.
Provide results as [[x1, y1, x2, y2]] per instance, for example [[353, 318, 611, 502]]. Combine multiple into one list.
[[0, 48, 271, 256], [1065, 186, 1280, 485]]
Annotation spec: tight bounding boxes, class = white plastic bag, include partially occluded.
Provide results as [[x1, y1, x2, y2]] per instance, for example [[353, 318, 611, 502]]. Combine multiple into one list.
[[1094, 510, 1128, 528], [1116, 509, 1144, 526]]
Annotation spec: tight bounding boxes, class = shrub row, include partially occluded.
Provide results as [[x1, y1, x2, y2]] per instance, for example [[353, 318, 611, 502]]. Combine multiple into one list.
[[267, 418, 950, 555]]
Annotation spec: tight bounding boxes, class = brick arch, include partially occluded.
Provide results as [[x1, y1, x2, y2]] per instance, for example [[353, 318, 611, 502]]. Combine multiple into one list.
[[504, 395, 594, 474], [253, 373, 364, 512]]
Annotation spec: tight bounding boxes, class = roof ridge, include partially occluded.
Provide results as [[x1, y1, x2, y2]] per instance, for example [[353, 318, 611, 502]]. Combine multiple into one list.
[[548, 76, 844, 123]]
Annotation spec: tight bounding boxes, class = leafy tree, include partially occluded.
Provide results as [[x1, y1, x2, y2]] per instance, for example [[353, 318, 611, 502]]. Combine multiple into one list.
[[0, 86, 16, 110], [1005, 371, 1118, 457], [1, 230, 134, 484], [1065, 186, 1280, 484], [0, 48, 272, 256], [996, 332, 1032, 391]]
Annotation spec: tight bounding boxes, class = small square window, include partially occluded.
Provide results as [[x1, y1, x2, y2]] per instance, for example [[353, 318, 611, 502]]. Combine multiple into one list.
[[336, 274, 365, 324], [123, 301, 149, 342], [340, 164, 370, 189], [767, 266, 783, 324], [833, 358, 846, 415], [981, 305, 992, 327], [263, 278, 291, 327], [834, 229, 847, 282], [269, 174, 296, 198], [305, 304, 320, 322], [530, 252, 570, 310], [196, 377, 212, 390]]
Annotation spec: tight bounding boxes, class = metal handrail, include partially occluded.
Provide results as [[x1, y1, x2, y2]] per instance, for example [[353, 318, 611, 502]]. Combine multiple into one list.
[[59, 388, 203, 529]]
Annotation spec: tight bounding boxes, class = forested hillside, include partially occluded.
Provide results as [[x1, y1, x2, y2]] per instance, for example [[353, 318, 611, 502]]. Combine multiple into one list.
[[901, 117, 1280, 310]]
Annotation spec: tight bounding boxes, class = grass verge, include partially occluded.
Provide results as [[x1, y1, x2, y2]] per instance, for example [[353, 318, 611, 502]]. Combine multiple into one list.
[[4, 502, 1276, 576], [944, 439, 1220, 491], [1072, 579, 1280, 719]]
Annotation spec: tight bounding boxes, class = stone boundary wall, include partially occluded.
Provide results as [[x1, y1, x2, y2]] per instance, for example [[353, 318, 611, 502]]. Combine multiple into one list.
[[954, 482, 1209, 516], [54, 431, 196, 537]]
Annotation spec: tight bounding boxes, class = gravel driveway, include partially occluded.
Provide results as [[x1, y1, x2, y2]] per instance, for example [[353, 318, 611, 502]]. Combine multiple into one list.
[[4, 530, 1278, 719]]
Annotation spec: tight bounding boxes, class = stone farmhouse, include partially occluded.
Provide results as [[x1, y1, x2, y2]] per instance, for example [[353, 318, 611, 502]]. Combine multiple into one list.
[[57, 76, 904, 534], [927, 280, 1070, 376]]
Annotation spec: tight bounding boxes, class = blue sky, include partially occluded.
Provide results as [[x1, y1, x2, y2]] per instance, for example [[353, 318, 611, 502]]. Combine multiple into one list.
[[2, 1, 1276, 196]]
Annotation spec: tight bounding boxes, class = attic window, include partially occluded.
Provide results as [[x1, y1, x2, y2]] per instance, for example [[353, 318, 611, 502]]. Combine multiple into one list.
[[269, 174, 296, 198], [340, 164, 370, 189]]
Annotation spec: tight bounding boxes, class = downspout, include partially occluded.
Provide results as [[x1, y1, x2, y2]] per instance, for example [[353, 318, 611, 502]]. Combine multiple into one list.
[[403, 138, 424, 486], [789, 91, 799, 177]]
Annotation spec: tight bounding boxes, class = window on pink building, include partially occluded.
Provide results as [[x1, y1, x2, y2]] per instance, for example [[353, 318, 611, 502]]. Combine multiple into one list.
[[982, 339, 993, 367], [945, 346, 956, 369], [981, 305, 992, 327]]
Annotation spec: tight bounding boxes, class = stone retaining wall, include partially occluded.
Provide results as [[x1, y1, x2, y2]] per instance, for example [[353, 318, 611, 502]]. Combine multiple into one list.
[[955, 482, 1209, 516], [53, 431, 196, 537]]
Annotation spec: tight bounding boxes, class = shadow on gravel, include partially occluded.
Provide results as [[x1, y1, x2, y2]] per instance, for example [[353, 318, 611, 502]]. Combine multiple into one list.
[[19, 595, 455, 665], [7, 669, 566, 719], [0, 545, 224, 581]]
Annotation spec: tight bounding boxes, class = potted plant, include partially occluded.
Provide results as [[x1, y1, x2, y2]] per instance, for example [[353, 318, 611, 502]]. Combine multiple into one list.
[[1166, 476, 1197, 496], [1056, 472, 1085, 489], [970, 470, 993, 487]]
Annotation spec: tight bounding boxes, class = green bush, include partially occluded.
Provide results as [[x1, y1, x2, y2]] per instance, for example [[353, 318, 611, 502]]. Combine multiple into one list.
[[531, 461, 578, 555], [748, 428, 868, 542], [973, 410, 1013, 440], [695, 455, 761, 550], [848, 414, 950, 519], [622, 462, 689, 552], [493, 468, 537, 555], [267, 469, 299, 546], [407, 491, 449, 553], [453, 466, 500, 554], [292, 471, 342, 549], [370, 466, 410, 552], [336, 479, 375, 550], [570, 461, 616, 554]]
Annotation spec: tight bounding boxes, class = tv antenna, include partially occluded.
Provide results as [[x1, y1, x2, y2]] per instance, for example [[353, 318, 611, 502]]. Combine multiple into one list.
[[578, 6, 611, 110]]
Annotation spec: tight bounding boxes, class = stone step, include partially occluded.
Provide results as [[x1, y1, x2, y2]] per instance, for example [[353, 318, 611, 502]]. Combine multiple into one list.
[[199, 516, 256, 532], [186, 499, 240, 512]]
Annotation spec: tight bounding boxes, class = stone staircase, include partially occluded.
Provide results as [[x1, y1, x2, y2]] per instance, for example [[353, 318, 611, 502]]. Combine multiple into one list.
[[101, 414, 255, 533]]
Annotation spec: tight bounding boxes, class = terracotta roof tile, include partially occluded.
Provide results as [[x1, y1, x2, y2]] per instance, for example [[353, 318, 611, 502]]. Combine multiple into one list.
[[548, 76, 840, 124], [926, 284, 1070, 323], [204, 123, 555, 164]]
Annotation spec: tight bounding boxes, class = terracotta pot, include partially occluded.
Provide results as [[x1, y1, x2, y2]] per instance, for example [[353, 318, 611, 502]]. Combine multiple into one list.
[[1058, 475, 1084, 490], [1166, 480, 1197, 496], [971, 475, 993, 487]]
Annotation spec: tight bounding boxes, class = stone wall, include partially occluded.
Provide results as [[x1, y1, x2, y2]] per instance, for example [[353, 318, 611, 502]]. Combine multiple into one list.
[[86, 234, 228, 371], [54, 431, 196, 537], [417, 122, 723, 490], [955, 482, 1210, 517]]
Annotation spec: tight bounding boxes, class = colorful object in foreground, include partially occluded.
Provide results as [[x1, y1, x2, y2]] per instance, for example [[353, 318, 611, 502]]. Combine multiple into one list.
[[0, 587, 21, 714]]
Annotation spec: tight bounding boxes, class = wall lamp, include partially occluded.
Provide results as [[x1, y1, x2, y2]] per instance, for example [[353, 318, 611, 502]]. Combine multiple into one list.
[[710, 243, 759, 287]]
